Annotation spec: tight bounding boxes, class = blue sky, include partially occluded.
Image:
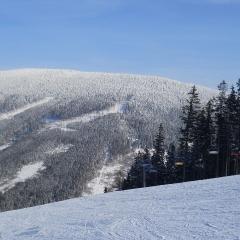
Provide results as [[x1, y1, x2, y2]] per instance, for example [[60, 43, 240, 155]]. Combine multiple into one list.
[[0, 0, 239, 88]]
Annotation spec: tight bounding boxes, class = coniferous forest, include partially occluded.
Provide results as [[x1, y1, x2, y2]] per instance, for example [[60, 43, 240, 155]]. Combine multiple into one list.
[[122, 79, 240, 190]]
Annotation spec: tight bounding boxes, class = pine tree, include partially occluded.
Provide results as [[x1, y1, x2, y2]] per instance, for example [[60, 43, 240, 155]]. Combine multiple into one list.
[[191, 108, 207, 179], [151, 124, 166, 184], [128, 152, 144, 188], [166, 143, 176, 183], [143, 147, 151, 164], [234, 79, 240, 174], [138, 148, 151, 187], [122, 148, 152, 190], [192, 100, 215, 179], [203, 100, 216, 178], [227, 86, 238, 123], [236, 79, 240, 152], [226, 86, 238, 175], [215, 81, 229, 177], [179, 85, 201, 181]]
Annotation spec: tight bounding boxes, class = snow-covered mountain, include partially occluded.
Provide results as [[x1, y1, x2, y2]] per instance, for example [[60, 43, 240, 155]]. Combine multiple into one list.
[[0, 69, 216, 211], [0, 176, 239, 239]]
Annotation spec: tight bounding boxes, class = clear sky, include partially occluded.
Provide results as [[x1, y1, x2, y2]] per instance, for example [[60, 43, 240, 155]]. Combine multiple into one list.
[[0, 0, 239, 88]]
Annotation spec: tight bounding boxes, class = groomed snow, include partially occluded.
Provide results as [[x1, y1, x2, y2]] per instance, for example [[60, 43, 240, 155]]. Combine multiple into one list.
[[0, 162, 45, 193], [0, 97, 53, 121], [0, 176, 239, 239]]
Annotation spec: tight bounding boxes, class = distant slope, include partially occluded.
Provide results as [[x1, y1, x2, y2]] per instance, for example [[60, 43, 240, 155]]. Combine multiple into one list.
[[0, 69, 216, 210], [0, 176, 239, 240]]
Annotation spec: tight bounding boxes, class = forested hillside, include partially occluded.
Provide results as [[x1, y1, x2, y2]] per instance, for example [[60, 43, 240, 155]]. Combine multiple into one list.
[[0, 69, 215, 211], [122, 79, 240, 191]]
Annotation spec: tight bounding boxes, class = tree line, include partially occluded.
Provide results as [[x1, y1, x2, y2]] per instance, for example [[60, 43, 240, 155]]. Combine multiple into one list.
[[121, 79, 240, 190]]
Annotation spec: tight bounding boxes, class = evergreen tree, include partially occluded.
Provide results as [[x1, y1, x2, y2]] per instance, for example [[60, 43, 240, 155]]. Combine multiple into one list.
[[166, 143, 176, 183], [226, 86, 239, 174], [191, 108, 207, 179], [203, 100, 216, 178], [215, 81, 229, 177], [236, 79, 240, 152], [234, 79, 240, 174], [129, 152, 144, 188], [122, 80, 240, 192], [227, 86, 238, 123], [151, 124, 166, 184], [179, 85, 201, 181], [143, 147, 151, 164], [122, 148, 152, 190], [192, 100, 215, 179]]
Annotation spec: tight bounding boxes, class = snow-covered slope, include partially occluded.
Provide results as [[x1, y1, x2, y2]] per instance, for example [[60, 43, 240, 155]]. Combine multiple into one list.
[[0, 68, 216, 211], [0, 176, 239, 240]]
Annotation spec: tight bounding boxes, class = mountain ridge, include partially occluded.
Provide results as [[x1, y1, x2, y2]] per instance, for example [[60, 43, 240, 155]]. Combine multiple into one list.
[[0, 68, 215, 91]]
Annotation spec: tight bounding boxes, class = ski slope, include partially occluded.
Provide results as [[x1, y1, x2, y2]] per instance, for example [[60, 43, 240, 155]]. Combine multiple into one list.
[[45, 102, 125, 131], [0, 176, 239, 240], [0, 97, 53, 121], [83, 163, 122, 196], [0, 143, 11, 152]]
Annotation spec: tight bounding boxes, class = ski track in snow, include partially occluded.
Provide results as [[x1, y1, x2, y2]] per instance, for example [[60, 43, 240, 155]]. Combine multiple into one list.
[[0, 97, 53, 121], [45, 102, 125, 131], [0, 176, 239, 240], [0, 162, 45, 193]]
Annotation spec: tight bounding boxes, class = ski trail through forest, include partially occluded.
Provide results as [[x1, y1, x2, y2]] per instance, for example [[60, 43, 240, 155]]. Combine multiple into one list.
[[0, 97, 53, 121]]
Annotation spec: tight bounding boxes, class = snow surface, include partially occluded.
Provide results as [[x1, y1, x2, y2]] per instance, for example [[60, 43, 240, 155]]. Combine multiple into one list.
[[0, 97, 53, 121], [0, 162, 45, 193], [0, 176, 239, 240]]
